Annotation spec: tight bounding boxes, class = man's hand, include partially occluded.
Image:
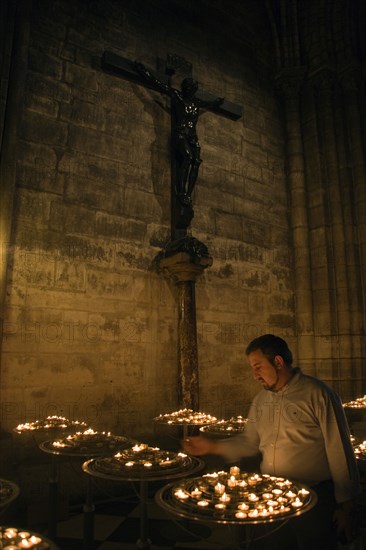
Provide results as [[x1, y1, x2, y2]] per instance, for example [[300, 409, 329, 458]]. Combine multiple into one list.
[[333, 500, 359, 544], [182, 436, 220, 456]]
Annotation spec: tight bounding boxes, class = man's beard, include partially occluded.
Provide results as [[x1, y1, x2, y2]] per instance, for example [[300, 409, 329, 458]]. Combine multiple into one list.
[[262, 369, 279, 392]]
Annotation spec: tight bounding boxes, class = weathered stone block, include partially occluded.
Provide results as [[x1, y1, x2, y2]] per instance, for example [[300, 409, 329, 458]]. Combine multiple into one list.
[[28, 48, 63, 79], [60, 98, 103, 129], [195, 182, 234, 212], [240, 267, 270, 292], [26, 73, 71, 102], [242, 218, 269, 246], [49, 202, 96, 235], [123, 188, 162, 221], [95, 213, 146, 241], [65, 61, 98, 91], [24, 93, 59, 118], [17, 164, 64, 195], [14, 189, 50, 223], [215, 211, 243, 240], [54, 260, 86, 292], [21, 111, 68, 146]]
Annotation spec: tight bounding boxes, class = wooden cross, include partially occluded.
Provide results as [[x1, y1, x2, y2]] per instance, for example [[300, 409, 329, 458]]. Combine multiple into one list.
[[101, 51, 242, 241]]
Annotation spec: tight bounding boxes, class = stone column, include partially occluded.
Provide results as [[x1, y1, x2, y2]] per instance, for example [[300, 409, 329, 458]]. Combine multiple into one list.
[[159, 239, 212, 409], [275, 68, 316, 371], [0, 0, 31, 362], [339, 66, 366, 396], [315, 69, 351, 386], [340, 68, 366, 313]]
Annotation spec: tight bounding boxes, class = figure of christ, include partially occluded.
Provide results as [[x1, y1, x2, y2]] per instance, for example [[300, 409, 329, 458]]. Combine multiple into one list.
[[134, 62, 224, 206]]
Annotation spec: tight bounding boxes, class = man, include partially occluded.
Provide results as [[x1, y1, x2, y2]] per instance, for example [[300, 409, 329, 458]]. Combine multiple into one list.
[[184, 334, 361, 549]]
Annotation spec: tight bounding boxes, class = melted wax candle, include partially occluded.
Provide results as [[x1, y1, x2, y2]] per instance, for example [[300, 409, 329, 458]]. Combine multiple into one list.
[[227, 476, 237, 488], [214, 482, 225, 495], [291, 497, 303, 508], [248, 474, 262, 485], [238, 479, 248, 488], [204, 472, 219, 479], [132, 444, 146, 452], [53, 441, 66, 447], [174, 489, 189, 500], [4, 529, 18, 538]]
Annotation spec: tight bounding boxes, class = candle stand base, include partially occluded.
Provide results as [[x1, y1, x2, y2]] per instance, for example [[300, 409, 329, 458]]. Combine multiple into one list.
[[161, 520, 211, 543], [136, 537, 152, 549]]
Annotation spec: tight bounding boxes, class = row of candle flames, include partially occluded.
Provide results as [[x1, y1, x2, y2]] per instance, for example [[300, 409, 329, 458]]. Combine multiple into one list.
[[14, 394, 366, 434], [171, 468, 311, 521], [13, 390, 366, 436], [0, 528, 46, 549], [14, 404, 366, 461]]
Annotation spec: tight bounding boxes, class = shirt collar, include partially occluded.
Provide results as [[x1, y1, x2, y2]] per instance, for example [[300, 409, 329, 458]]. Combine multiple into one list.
[[276, 367, 301, 394]]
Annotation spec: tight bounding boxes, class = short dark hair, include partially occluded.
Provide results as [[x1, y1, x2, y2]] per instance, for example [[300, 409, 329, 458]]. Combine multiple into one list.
[[245, 334, 293, 367]]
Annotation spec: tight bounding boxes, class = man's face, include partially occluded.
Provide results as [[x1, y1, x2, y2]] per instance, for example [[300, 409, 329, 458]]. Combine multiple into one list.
[[248, 349, 279, 391]]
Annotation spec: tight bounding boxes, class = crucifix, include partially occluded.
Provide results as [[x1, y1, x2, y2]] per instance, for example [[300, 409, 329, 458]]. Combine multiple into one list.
[[102, 51, 242, 240], [101, 51, 242, 409]]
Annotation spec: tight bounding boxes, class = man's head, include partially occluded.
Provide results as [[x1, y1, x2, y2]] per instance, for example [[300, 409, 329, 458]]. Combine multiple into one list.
[[181, 77, 198, 97], [245, 334, 294, 392]]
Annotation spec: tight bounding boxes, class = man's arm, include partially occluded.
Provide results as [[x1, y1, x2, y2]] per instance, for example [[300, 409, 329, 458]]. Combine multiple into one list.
[[183, 401, 260, 461], [319, 390, 361, 502], [319, 390, 361, 542]]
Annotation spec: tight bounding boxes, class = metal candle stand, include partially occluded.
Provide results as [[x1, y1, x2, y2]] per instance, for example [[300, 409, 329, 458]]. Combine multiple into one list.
[[39, 432, 134, 547], [199, 416, 248, 438], [0, 479, 20, 513], [154, 408, 219, 441], [153, 409, 223, 542], [82, 447, 204, 550], [156, 471, 317, 549], [0, 480, 60, 549]]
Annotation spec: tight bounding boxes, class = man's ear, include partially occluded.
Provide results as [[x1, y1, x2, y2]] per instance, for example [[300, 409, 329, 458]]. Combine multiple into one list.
[[274, 355, 285, 369]]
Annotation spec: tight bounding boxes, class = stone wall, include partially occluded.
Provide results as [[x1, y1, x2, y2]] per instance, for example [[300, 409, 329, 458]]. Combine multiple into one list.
[[0, 0, 293, 438]]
